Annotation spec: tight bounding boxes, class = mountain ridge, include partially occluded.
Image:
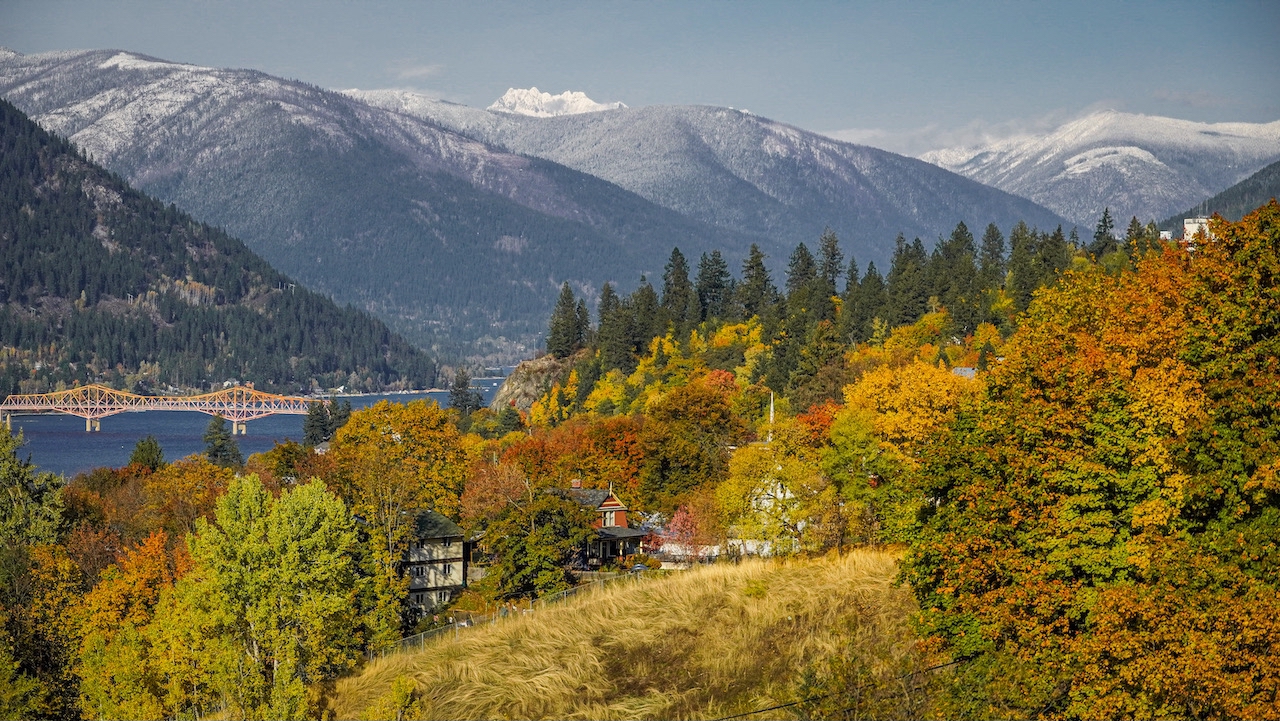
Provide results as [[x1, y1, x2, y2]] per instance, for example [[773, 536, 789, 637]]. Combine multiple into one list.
[[921, 109, 1280, 226]]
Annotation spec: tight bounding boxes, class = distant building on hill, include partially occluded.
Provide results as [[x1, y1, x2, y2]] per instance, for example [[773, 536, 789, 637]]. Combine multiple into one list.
[[405, 510, 468, 612], [1183, 217, 1211, 240]]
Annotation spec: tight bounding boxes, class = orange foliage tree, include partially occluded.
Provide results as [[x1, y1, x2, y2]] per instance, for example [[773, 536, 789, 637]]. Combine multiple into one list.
[[904, 203, 1280, 718]]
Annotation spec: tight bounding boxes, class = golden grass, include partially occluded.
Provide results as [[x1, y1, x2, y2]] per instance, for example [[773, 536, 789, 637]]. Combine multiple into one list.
[[333, 549, 916, 721]]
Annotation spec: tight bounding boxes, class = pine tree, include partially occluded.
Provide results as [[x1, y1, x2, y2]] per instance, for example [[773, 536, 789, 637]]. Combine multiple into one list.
[[203, 415, 242, 468], [661, 247, 696, 335], [886, 235, 930, 327], [737, 244, 777, 319], [547, 282, 579, 358], [1036, 225, 1072, 285], [303, 402, 330, 447], [1007, 221, 1038, 313], [597, 283, 633, 373], [128, 435, 165, 471], [933, 222, 980, 334], [839, 255, 861, 342], [449, 368, 482, 417], [1090, 207, 1118, 257], [785, 242, 818, 294], [817, 229, 844, 292], [695, 251, 732, 321], [855, 262, 888, 341], [978, 223, 1006, 292], [574, 298, 591, 348], [329, 400, 352, 438], [628, 277, 662, 355]]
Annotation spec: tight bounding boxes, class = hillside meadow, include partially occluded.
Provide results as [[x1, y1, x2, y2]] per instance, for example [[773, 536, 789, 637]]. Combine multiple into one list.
[[334, 550, 925, 721]]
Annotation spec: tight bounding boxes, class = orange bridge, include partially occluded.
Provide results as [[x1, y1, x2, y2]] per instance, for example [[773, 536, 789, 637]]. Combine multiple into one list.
[[0, 384, 318, 433]]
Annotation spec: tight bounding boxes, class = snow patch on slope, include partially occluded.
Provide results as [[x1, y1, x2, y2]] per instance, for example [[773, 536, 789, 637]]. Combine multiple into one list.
[[99, 52, 209, 73], [487, 87, 625, 117]]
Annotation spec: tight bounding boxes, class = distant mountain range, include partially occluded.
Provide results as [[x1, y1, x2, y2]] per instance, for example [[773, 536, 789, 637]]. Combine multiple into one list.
[[1159, 157, 1280, 232], [0, 97, 434, 396], [487, 87, 627, 116], [922, 110, 1280, 228], [0, 48, 1068, 361]]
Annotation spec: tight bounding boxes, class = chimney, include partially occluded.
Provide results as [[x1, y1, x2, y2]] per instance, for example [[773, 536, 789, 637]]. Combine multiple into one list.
[[570, 478, 582, 489]]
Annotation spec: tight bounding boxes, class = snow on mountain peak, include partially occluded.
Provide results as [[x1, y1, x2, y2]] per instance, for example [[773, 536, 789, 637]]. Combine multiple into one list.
[[487, 87, 625, 117]]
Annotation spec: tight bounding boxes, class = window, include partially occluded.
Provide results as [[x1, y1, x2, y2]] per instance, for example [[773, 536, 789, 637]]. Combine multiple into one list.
[[444, 537, 452, 547], [438, 591, 448, 604], [443, 563, 453, 577], [603, 510, 616, 527]]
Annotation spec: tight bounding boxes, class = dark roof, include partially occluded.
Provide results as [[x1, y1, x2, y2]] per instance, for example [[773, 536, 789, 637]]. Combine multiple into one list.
[[598, 526, 648, 540], [413, 509, 463, 539], [563, 488, 612, 508]]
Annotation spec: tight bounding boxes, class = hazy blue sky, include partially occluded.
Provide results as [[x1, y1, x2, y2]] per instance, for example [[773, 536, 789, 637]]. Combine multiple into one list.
[[3, 0, 1277, 154]]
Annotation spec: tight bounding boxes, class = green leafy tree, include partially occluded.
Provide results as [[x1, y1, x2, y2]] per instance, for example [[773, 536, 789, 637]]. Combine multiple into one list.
[[202, 415, 243, 469], [0, 430, 64, 548], [179, 475, 362, 719], [486, 491, 596, 598]]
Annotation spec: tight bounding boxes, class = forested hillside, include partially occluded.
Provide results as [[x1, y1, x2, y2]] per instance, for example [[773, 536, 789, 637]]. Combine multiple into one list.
[[1160, 157, 1280, 230], [0, 98, 435, 395]]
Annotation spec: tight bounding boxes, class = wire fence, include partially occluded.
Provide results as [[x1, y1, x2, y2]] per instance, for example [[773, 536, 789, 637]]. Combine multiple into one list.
[[370, 570, 647, 661]]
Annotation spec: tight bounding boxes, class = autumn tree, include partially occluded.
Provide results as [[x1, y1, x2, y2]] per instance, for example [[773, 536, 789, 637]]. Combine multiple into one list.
[[330, 399, 465, 646], [904, 203, 1280, 718]]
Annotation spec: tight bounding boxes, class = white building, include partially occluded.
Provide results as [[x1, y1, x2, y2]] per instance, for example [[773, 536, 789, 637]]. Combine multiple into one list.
[[1183, 217, 1211, 241], [405, 510, 468, 611]]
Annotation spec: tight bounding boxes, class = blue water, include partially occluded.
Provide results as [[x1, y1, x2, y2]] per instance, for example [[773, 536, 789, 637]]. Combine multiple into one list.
[[9, 385, 500, 478]]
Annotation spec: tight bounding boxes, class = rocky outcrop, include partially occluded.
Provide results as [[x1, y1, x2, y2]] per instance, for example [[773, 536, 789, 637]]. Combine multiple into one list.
[[489, 353, 573, 413]]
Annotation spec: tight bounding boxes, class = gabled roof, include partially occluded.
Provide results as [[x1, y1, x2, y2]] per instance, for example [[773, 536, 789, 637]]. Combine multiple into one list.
[[554, 487, 629, 511], [413, 509, 463, 539]]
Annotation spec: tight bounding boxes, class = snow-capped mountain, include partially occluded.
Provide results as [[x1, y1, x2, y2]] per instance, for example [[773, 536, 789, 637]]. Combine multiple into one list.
[[350, 89, 1067, 261], [0, 48, 743, 359], [0, 47, 1070, 359], [921, 111, 1280, 226], [487, 87, 626, 117]]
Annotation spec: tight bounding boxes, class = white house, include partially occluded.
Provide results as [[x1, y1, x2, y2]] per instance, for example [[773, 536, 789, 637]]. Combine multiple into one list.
[[405, 510, 467, 611]]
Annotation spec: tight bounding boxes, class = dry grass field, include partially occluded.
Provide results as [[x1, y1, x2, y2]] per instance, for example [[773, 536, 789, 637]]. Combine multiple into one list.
[[331, 549, 920, 720]]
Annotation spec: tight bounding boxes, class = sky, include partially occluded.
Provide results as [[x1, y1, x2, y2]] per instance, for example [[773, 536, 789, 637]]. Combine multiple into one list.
[[2, 0, 1277, 155]]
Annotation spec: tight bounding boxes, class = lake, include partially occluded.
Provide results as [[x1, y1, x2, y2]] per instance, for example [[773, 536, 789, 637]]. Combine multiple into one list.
[[9, 384, 502, 478]]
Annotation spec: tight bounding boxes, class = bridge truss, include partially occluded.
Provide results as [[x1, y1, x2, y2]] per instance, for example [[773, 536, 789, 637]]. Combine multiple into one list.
[[0, 384, 317, 433]]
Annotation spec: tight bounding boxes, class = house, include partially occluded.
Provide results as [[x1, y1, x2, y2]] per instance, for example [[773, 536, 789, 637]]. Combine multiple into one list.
[[560, 481, 649, 568], [404, 510, 468, 612]]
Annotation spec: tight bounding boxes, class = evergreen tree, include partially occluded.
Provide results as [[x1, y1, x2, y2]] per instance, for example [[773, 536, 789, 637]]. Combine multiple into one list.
[[628, 277, 663, 356], [977, 223, 1006, 292], [1007, 221, 1038, 313], [574, 299, 591, 348], [1090, 207, 1118, 257], [886, 235, 930, 327], [785, 242, 818, 295], [496, 405, 524, 435], [932, 222, 980, 334], [817, 229, 844, 291], [328, 400, 352, 438], [1036, 225, 1072, 286], [737, 244, 777, 319], [203, 415, 243, 469], [839, 255, 861, 341], [128, 435, 165, 471], [855, 262, 888, 341], [661, 247, 696, 335], [303, 402, 331, 447], [449, 368, 483, 417], [546, 282, 579, 358], [597, 283, 633, 373], [695, 251, 732, 321]]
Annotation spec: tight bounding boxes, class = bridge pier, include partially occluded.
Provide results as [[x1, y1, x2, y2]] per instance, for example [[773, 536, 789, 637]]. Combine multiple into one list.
[[84, 418, 101, 432]]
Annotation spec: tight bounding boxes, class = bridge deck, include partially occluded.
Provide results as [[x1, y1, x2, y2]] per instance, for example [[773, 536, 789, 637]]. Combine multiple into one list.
[[0, 384, 316, 432]]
